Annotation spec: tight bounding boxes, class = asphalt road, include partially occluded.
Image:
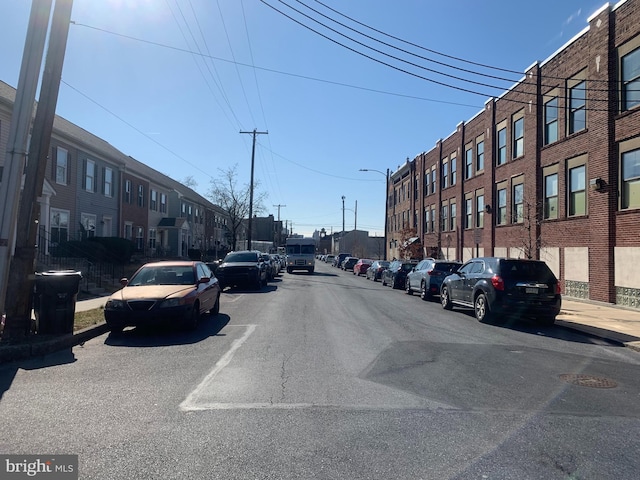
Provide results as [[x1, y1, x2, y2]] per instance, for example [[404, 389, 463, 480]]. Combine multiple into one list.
[[1, 261, 639, 479]]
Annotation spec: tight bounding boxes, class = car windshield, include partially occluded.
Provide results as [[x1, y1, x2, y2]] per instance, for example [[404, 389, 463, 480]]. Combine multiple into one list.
[[128, 265, 195, 286], [224, 252, 258, 263], [401, 263, 415, 271]]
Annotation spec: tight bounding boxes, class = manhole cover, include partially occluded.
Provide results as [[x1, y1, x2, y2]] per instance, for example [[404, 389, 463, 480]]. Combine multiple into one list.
[[559, 374, 618, 388]]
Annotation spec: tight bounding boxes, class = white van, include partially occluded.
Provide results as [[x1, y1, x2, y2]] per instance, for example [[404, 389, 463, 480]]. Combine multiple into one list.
[[285, 238, 316, 273]]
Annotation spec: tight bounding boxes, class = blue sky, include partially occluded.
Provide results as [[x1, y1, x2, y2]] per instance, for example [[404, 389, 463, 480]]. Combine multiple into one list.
[[1, 0, 607, 238]]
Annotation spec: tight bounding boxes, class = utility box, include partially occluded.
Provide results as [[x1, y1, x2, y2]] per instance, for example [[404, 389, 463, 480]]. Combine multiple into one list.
[[34, 270, 82, 335]]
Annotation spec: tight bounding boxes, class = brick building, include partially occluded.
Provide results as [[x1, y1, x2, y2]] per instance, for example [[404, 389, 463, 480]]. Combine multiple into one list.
[[387, 1, 640, 308]]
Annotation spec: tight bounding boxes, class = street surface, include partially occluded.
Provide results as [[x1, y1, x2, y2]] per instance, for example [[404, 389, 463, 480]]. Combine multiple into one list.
[[1, 261, 640, 479]]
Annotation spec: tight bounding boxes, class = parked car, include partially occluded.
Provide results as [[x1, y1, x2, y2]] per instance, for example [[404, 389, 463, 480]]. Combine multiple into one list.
[[405, 259, 462, 300], [214, 250, 269, 290], [325, 254, 336, 264], [353, 258, 373, 276], [333, 253, 352, 268], [104, 260, 221, 332], [365, 260, 390, 281], [342, 257, 359, 271], [381, 260, 417, 289], [440, 257, 562, 325]]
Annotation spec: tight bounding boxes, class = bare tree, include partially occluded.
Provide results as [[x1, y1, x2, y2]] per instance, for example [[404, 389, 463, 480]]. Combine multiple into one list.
[[398, 227, 422, 260], [512, 199, 557, 260], [183, 175, 198, 190], [208, 165, 266, 251]]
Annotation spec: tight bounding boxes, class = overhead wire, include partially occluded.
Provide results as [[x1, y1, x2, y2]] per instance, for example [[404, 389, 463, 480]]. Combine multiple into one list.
[[262, 0, 626, 108]]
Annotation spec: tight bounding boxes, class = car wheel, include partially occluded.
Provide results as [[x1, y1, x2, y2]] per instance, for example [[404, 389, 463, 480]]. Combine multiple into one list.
[[211, 292, 220, 316], [107, 324, 124, 334], [420, 282, 431, 301], [287, 267, 292, 274], [381, 276, 387, 286], [441, 286, 453, 310], [186, 302, 200, 330], [474, 293, 493, 324], [405, 278, 413, 295]]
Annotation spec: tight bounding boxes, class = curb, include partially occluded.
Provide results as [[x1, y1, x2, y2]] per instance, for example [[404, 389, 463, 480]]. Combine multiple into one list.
[[0, 323, 109, 365], [555, 319, 640, 352]]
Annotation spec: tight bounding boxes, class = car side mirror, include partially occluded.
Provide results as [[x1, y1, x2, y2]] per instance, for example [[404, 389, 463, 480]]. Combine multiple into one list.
[[120, 278, 128, 286], [199, 276, 210, 284]]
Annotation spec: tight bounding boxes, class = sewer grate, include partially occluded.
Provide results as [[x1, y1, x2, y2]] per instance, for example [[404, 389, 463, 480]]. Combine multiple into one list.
[[559, 374, 618, 389]]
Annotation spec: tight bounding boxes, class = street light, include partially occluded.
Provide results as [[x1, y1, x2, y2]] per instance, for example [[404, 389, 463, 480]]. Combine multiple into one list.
[[359, 168, 389, 260]]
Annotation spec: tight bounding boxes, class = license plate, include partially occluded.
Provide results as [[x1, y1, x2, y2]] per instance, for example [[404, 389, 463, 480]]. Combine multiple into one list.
[[525, 287, 538, 294]]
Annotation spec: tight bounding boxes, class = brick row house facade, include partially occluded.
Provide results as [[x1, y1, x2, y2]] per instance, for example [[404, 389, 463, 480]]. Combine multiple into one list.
[[0, 81, 231, 264], [387, 1, 640, 308]]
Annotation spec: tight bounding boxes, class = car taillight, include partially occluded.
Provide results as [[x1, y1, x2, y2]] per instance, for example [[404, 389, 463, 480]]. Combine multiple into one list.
[[556, 284, 562, 294], [427, 270, 435, 276], [491, 275, 504, 291]]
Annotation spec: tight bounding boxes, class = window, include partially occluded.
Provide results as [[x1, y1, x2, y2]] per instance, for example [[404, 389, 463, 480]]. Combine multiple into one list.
[[124, 180, 132, 204], [137, 185, 144, 207], [136, 226, 144, 251], [430, 206, 435, 233], [449, 202, 456, 231], [476, 193, 484, 228], [414, 210, 418, 229], [465, 147, 473, 179], [622, 148, 640, 209], [441, 161, 449, 189], [544, 97, 558, 144], [104, 167, 113, 197], [50, 209, 69, 245], [497, 127, 507, 165], [512, 182, 524, 223], [476, 140, 484, 172], [497, 186, 507, 225], [568, 164, 586, 216], [544, 172, 558, 219], [465, 197, 473, 229], [451, 156, 457, 186], [424, 172, 429, 196], [55, 147, 67, 185], [431, 167, 436, 194], [621, 47, 640, 111], [424, 208, 429, 233], [150, 190, 157, 211], [569, 80, 586, 134], [149, 228, 157, 249], [512, 114, 524, 158], [440, 203, 448, 232], [85, 159, 95, 191], [414, 176, 419, 199]]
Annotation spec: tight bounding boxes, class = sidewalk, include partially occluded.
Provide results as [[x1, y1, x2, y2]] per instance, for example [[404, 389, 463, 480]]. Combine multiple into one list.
[[556, 298, 640, 351], [1, 296, 639, 364]]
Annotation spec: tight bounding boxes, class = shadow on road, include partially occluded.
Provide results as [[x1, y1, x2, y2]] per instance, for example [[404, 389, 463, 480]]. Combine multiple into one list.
[[104, 313, 231, 348]]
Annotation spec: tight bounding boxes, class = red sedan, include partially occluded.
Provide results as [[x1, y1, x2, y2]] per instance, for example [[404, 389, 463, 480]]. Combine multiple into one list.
[[353, 258, 373, 276]]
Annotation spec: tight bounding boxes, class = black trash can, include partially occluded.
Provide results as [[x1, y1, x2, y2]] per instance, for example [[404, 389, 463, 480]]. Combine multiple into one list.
[[34, 270, 82, 335]]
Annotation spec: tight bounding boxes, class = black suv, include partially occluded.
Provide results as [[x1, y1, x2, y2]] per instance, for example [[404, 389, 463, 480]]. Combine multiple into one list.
[[440, 257, 561, 325], [215, 250, 268, 290]]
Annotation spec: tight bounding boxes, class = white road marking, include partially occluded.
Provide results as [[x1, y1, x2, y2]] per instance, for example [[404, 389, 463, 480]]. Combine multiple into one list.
[[179, 324, 256, 411]]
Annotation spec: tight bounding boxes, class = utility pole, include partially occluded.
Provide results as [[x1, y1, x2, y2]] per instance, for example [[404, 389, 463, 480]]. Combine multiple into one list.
[[5, 0, 74, 339], [273, 204, 286, 247], [0, 0, 56, 339], [240, 129, 267, 250]]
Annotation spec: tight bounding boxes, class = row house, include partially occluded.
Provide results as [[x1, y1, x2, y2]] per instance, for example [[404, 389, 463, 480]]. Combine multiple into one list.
[[0, 80, 229, 264], [387, 1, 640, 308]]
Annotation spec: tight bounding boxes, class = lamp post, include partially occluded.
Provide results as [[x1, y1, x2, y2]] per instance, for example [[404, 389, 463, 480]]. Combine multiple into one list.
[[359, 168, 389, 260]]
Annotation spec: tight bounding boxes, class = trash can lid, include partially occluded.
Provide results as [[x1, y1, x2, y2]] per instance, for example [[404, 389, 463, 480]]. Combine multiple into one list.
[[36, 270, 82, 278]]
